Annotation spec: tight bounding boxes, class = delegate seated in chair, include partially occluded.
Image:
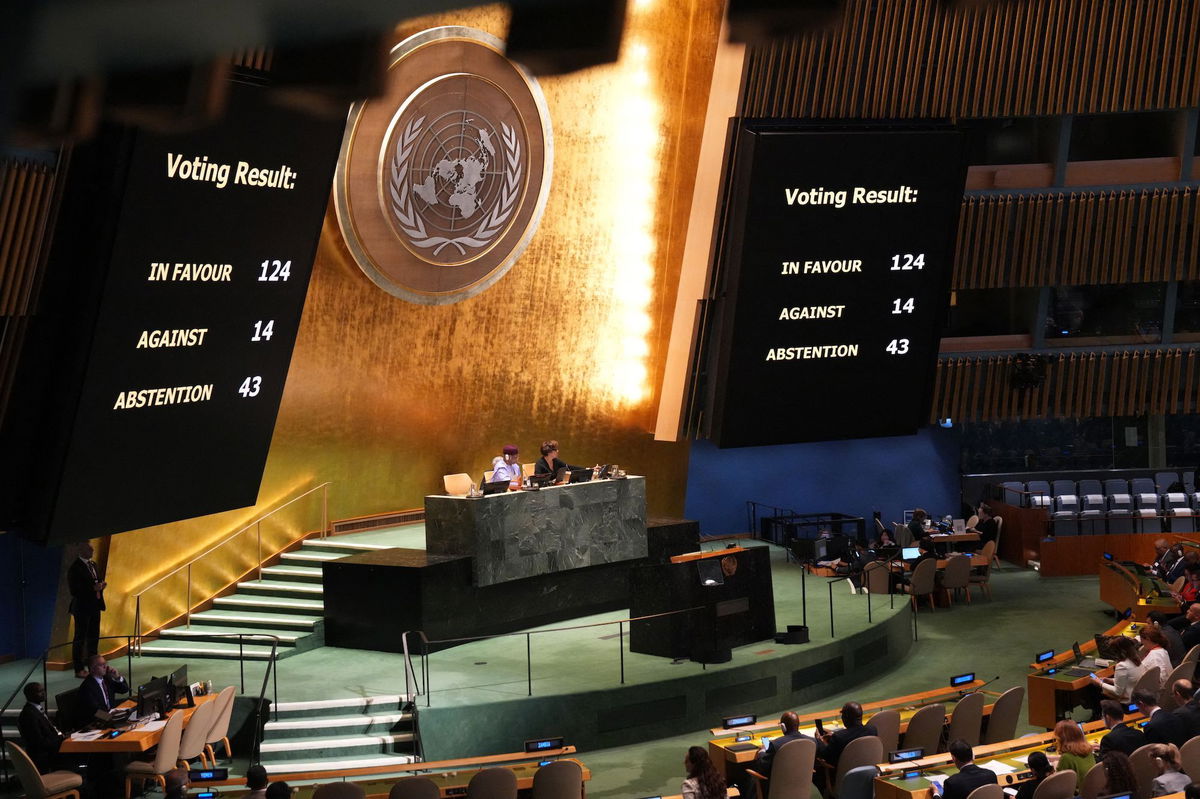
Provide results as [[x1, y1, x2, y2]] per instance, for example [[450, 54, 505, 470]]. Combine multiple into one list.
[[740, 712, 813, 798]]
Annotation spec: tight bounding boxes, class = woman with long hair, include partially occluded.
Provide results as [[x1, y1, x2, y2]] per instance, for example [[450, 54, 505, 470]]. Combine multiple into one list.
[[682, 745, 725, 799], [1149, 743, 1191, 797], [1101, 751, 1140, 799], [1138, 626, 1173, 689], [1092, 636, 1148, 702], [1053, 719, 1096, 791], [1015, 751, 1054, 799]]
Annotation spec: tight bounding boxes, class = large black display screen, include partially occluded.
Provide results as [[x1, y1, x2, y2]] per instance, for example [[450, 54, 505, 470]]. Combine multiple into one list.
[[706, 125, 965, 448], [14, 82, 344, 541]]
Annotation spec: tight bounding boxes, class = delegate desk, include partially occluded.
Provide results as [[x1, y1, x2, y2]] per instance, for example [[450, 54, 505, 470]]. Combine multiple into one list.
[[425, 476, 647, 587], [1025, 618, 1138, 729], [873, 717, 1146, 799], [287, 759, 592, 798], [59, 692, 219, 754], [707, 681, 990, 781], [1098, 559, 1176, 620]]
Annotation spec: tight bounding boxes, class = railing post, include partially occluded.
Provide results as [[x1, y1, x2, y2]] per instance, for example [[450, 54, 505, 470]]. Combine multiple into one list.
[[257, 521, 262, 579], [134, 597, 141, 655], [618, 622, 625, 685], [239, 636, 245, 692], [526, 633, 532, 697], [186, 565, 192, 629], [322, 483, 329, 539]]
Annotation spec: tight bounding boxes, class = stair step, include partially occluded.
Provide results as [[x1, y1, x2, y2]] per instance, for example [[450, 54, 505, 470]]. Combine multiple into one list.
[[260, 754, 416, 776], [264, 712, 412, 738], [137, 640, 278, 659], [156, 625, 302, 645], [237, 580, 324, 597], [273, 695, 406, 718], [300, 540, 393, 555], [259, 732, 415, 758], [261, 565, 324, 583], [188, 610, 320, 630], [280, 551, 344, 564], [213, 595, 324, 612]]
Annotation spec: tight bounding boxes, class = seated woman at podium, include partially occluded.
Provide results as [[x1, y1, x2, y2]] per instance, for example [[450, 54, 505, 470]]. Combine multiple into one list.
[[534, 440, 583, 478]]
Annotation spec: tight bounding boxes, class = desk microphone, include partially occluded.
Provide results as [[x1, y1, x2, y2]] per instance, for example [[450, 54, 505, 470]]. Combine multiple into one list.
[[962, 675, 1001, 696]]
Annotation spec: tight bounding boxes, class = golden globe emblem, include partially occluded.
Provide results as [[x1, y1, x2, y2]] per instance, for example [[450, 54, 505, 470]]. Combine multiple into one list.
[[335, 27, 552, 304]]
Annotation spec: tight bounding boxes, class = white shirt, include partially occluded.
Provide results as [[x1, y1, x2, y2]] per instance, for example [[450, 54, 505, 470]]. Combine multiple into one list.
[[491, 457, 522, 483], [1141, 646, 1172, 689]]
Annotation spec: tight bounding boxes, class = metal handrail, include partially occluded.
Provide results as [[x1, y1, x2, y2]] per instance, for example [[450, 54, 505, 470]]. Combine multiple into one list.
[[132, 482, 331, 651]]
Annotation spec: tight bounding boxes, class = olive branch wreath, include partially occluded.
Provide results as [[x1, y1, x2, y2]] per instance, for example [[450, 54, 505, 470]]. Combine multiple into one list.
[[389, 115, 522, 257]]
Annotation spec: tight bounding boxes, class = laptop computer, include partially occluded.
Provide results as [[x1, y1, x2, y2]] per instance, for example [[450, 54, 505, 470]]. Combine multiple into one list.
[[481, 480, 509, 495], [1062, 641, 1097, 676], [900, 546, 920, 560]]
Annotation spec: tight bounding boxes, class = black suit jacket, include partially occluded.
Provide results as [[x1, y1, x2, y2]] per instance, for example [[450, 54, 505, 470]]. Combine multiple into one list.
[[1183, 622, 1200, 652], [1143, 707, 1190, 747], [819, 722, 877, 769], [78, 674, 129, 719], [942, 763, 998, 799], [1098, 722, 1145, 757], [68, 558, 105, 614], [17, 703, 63, 774], [1174, 702, 1200, 738], [754, 731, 813, 776]]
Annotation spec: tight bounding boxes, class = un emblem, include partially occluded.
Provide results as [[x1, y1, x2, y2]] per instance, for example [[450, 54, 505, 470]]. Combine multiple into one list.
[[335, 27, 552, 304]]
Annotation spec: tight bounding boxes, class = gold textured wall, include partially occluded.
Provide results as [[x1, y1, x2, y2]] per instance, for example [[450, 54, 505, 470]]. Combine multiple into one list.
[[89, 1, 723, 649]]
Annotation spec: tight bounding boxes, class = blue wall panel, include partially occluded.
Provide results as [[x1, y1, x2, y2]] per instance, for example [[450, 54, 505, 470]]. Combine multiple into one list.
[[0, 535, 63, 658], [684, 426, 963, 537]]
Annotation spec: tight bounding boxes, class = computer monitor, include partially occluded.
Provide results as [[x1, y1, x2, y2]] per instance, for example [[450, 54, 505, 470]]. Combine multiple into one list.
[[900, 546, 920, 560], [137, 677, 168, 718], [481, 480, 509, 496], [168, 665, 194, 708], [567, 467, 592, 483]]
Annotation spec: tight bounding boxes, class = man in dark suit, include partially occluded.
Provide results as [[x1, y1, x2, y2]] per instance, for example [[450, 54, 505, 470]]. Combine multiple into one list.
[[1133, 688, 1190, 747], [68, 541, 106, 678], [940, 739, 997, 799], [818, 702, 878, 770], [1097, 700, 1145, 757], [78, 655, 129, 721], [1181, 604, 1200, 651], [1170, 679, 1200, 737], [17, 682, 65, 774], [753, 711, 811, 776]]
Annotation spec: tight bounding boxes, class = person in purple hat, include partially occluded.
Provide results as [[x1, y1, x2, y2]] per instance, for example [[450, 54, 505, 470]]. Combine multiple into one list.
[[491, 444, 523, 483]]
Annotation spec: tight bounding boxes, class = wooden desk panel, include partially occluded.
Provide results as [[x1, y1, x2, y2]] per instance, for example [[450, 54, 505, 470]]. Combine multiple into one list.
[[60, 693, 219, 754], [1025, 619, 1137, 728]]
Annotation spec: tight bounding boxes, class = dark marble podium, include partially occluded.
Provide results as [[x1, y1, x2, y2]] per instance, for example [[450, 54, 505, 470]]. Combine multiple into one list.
[[424, 476, 648, 587]]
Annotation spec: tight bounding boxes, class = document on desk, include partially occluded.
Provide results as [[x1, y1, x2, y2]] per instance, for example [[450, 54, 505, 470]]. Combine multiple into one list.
[[70, 731, 105, 741], [138, 719, 168, 733], [978, 760, 1019, 774]]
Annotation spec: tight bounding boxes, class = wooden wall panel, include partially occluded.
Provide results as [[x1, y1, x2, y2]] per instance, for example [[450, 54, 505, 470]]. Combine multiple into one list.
[[741, 0, 1200, 119], [931, 350, 1200, 422], [953, 188, 1200, 289]]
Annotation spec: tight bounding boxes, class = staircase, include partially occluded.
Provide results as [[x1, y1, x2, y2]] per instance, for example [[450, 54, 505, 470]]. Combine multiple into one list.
[[138, 536, 397, 662], [259, 694, 418, 775]]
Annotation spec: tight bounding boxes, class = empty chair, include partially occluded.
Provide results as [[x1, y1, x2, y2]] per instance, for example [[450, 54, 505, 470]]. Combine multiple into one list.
[[866, 708, 901, 753], [863, 562, 891, 595], [124, 708, 184, 798], [1051, 479, 1077, 498], [1027, 480, 1053, 508], [466, 767, 517, 799], [1078, 479, 1104, 496], [945, 691, 985, 746], [1032, 770, 1078, 799], [1108, 507, 1135, 534], [1129, 743, 1158, 799], [1000, 481, 1026, 506], [1179, 736, 1200, 784], [893, 521, 912, 546], [1131, 477, 1157, 497], [1186, 472, 1196, 494], [966, 785, 1003, 799], [442, 473, 472, 496], [982, 686, 1025, 744], [1079, 761, 1107, 799], [5, 741, 82, 799], [531, 760, 583, 799], [901, 703, 945, 755], [1051, 496, 1080, 536], [388, 777, 440, 799], [1156, 472, 1181, 492], [903, 558, 938, 611], [204, 685, 237, 764], [839, 765, 878, 799], [968, 541, 996, 601], [745, 737, 815, 799], [828, 736, 883, 798], [176, 697, 218, 768], [1106, 479, 1133, 511], [940, 554, 972, 605], [1134, 487, 1160, 513], [312, 784, 366, 799]]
